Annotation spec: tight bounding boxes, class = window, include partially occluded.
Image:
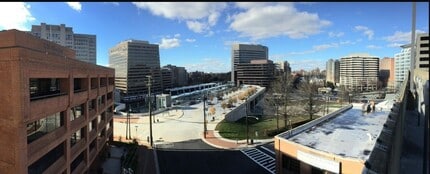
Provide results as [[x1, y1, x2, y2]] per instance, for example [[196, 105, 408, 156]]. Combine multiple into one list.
[[70, 104, 85, 121], [88, 99, 96, 111], [420, 50, 429, 54], [70, 127, 85, 147], [91, 78, 98, 89], [70, 151, 84, 172], [28, 142, 64, 174], [74, 78, 86, 93], [27, 112, 64, 144], [30, 78, 67, 101], [100, 77, 107, 87]]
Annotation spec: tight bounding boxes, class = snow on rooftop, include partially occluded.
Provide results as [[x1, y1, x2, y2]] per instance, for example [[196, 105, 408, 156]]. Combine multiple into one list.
[[285, 103, 391, 161]]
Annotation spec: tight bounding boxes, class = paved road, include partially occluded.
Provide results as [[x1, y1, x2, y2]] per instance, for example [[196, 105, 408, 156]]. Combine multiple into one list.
[[156, 149, 270, 174]]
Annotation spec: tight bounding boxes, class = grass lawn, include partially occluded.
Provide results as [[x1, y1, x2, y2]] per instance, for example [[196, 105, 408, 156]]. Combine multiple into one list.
[[215, 116, 312, 140]]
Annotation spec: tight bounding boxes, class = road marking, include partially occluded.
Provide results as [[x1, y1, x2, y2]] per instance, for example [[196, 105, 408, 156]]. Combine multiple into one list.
[[241, 148, 275, 174], [260, 146, 275, 155]]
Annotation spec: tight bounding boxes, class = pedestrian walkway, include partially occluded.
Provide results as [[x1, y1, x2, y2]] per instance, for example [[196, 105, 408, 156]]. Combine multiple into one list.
[[202, 130, 273, 150], [241, 148, 276, 174], [101, 145, 126, 174]]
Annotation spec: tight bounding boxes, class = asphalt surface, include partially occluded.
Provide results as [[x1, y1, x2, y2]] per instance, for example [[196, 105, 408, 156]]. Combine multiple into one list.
[[155, 139, 217, 150], [156, 149, 270, 174]]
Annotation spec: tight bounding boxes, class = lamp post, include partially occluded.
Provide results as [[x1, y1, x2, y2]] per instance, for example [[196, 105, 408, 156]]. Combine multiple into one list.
[[146, 75, 153, 147]]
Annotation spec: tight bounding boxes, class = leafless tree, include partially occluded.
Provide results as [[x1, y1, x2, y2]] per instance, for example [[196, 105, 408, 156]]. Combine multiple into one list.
[[265, 73, 295, 131], [299, 80, 323, 120]]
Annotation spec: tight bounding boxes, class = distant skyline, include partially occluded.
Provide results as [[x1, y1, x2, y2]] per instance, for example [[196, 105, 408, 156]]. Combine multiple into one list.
[[0, 2, 428, 72]]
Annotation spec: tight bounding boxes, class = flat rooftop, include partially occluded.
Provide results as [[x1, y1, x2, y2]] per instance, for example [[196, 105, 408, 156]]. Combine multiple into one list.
[[282, 103, 390, 161]]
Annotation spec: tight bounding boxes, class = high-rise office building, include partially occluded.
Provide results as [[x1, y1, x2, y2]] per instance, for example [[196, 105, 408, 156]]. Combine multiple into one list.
[[231, 44, 268, 84], [236, 59, 275, 87], [326, 59, 340, 85], [161, 67, 173, 90], [394, 44, 411, 89], [109, 40, 163, 101], [0, 30, 114, 174], [162, 64, 189, 87], [231, 44, 273, 86], [30, 23, 97, 64], [415, 33, 429, 71], [340, 54, 379, 92], [379, 57, 395, 90]]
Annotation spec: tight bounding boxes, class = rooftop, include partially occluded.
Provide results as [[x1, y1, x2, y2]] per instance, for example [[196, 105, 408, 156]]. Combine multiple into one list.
[[279, 103, 392, 161]]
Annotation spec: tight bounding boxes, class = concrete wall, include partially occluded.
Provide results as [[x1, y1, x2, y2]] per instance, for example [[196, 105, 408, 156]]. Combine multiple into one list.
[[224, 86, 265, 122]]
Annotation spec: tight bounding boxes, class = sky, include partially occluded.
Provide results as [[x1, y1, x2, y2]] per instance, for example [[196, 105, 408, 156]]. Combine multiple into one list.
[[0, 2, 428, 73]]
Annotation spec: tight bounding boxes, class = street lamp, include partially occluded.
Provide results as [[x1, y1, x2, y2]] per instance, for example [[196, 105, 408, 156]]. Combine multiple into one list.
[[146, 75, 153, 147]]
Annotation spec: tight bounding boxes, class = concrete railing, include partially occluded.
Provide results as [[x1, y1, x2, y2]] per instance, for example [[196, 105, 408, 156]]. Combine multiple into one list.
[[277, 104, 353, 139], [224, 86, 266, 122]]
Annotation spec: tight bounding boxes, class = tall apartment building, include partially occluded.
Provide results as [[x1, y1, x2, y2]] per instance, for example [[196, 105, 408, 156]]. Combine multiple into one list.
[[326, 59, 340, 85], [162, 64, 189, 87], [0, 30, 114, 174], [394, 44, 411, 89], [30, 23, 97, 64], [340, 54, 379, 92], [275, 60, 292, 75], [231, 44, 272, 86], [109, 40, 163, 101], [236, 59, 275, 87], [415, 33, 429, 70], [379, 57, 395, 90]]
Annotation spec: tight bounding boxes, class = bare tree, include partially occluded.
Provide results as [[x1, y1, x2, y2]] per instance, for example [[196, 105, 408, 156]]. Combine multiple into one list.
[[265, 73, 295, 131], [299, 80, 323, 120]]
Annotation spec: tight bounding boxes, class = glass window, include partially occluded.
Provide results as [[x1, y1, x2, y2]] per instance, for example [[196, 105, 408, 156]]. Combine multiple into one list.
[[27, 112, 64, 144], [70, 128, 85, 146], [70, 104, 85, 121]]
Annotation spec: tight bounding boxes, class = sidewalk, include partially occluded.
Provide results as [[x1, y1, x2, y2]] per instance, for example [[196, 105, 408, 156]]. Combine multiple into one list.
[[202, 130, 273, 150]]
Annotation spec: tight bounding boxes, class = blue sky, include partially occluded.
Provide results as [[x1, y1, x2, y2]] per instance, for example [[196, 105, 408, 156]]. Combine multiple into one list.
[[0, 2, 428, 72]]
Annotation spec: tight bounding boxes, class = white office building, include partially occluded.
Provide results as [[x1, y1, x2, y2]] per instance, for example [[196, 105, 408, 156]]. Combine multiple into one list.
[[340, 54, 379, 92], [394, 44, 411, 89], [30, 23, 97, 64]]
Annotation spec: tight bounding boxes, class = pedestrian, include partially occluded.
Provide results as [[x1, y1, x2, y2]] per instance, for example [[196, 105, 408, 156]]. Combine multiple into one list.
[[372, 104, 375, 112], [157, 119, 159, 122], [147, 136, 149, 142]]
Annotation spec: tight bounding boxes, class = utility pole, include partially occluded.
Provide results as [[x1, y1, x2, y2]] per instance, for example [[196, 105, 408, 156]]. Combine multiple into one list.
[[203, 93, 207, 138], [147, 75, 153, 147], [410, 2, 416, 92], [126, 106, 131, 140], [245, 97, 249, 145]]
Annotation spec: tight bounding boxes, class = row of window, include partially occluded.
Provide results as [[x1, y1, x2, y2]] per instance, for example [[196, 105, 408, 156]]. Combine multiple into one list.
[[30, 78, 114, 101]]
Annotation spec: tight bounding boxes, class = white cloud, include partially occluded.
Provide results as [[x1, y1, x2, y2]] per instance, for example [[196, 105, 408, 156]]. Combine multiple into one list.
[[354, 25, 374, 40], [288, 59, 326, 71], [367, 45, 381, 49], [387, 43, 404, 48], [186, 20, 207, 33], [184, 58, 230, 73], [185, 38, 196, 43], [383, 30, 425, 43], [0, 2, 35, 31], [132, 2, 226, 34], [66, 2, 82, 12], [287, 40, 354, 55], [159, 37, 180, 49], [103, 2, 119, 6], [229, 3, 331, 40], [328, 31, 344, 38]]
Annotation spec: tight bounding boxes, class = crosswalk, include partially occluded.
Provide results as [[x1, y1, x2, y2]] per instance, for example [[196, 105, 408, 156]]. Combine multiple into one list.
[[241, 148, 275, 174]]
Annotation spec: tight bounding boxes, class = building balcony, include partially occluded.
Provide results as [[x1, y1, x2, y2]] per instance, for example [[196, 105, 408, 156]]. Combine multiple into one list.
[[88, 108, 97, 120], [27, 127, 66, 164], [108, 84, 114, 92], [70, 116, 86, 131], [70, 140, 86, 160], [40, 156, 66, 174], [88, 129, 97, 143], [89, 89, 97, 100], [71, 90, 88, 106], [71, 161, 85, 174], [99, 86, 107, 96], [30, 95, 68, 120], [89, 148, 97, 164]]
